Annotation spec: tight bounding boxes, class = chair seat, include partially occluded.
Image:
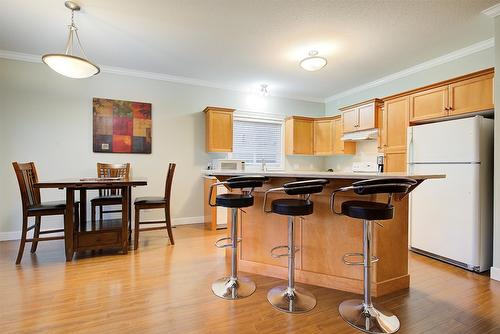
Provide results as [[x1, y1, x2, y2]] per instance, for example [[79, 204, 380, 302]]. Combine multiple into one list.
[[134, 196, 166, 205], [91, 195, 122, 204], [271, 198, 313, 216], [216, 193, 254, 208], [341, 201, 394, 220], [27, 200, 67, 213]]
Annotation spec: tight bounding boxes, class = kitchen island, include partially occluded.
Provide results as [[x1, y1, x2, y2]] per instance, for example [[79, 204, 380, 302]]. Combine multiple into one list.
[[203, 170, 444, 297]]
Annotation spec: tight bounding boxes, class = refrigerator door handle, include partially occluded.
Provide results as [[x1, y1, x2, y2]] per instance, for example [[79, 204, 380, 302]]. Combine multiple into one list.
[[407, 127, 414, 165]]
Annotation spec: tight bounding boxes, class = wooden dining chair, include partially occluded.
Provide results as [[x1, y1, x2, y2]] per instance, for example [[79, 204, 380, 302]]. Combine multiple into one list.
[[91, 163, 130, 223], [134, 163, 176, 250], [12, 162, 79, 264]]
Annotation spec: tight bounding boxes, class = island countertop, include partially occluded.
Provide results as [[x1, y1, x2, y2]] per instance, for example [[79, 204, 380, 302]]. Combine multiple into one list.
[[202, 169, 445, 180]]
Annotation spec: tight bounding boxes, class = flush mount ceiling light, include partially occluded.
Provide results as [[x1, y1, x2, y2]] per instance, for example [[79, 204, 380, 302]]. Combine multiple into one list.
[[299, 50, 327, 72], [42, 1, 100, 79], [260, 84, 270, 96]]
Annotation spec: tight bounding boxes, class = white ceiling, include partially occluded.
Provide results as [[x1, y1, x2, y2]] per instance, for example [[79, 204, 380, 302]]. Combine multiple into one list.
[[0, 0, 497, 101]]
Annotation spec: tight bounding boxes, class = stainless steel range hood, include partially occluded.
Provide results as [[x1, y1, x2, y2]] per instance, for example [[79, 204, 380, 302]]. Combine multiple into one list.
[[341, 128, 379, 141]]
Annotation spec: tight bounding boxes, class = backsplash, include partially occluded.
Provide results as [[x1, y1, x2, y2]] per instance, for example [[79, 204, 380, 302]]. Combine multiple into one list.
[[325, 141, 379, 172]]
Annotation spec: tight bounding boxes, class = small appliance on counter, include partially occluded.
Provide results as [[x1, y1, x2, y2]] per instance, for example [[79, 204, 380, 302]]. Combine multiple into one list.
[[211, 159, 246, 171]]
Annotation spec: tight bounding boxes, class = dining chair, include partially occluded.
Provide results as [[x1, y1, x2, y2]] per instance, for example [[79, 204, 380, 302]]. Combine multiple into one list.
[[133, 163, 176, 249], [12, 162, 79, 264], [91, 163, 130, 223]]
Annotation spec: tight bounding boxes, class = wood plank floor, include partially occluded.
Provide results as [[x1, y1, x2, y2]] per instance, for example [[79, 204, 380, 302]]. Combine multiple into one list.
[[1, 224, 500, 334]]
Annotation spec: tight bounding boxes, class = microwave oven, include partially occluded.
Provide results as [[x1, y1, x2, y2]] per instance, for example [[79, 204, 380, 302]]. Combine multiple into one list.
[[215, 159, 245, 171]]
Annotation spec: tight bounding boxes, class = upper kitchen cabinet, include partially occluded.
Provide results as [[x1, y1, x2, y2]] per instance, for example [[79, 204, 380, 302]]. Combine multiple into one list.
[[408, 69, 494, 123], [313, 118, 335, 155], [409, 86, 448, 122], [340, 99, 383, 133], [448, 72, 493, 116], [204, 106, 235, 152], [333, 116, 356, 155], [285, 116, 314, 155], [381, 96, 409, 154]]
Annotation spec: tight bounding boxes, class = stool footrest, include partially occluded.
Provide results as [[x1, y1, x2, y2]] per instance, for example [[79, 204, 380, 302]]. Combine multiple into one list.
[[214, 237, 241, 248], [342, 252, 379, 266], [270, 245, 299, 258]]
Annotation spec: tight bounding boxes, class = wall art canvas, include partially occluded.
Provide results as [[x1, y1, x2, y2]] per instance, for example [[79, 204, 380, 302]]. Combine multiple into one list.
[[93, 98, 152, 154]]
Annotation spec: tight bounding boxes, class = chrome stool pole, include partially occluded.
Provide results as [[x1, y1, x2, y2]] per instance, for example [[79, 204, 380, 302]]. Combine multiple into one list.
[[267, 216, 316, 313], [212, 207, 256, 300], [338, 219, 400, 334]]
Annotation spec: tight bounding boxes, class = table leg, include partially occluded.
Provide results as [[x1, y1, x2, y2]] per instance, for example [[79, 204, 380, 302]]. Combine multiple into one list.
[[65, 188, 75, 262], [79, 189, 87, 231], [121, 186, 129, 254]]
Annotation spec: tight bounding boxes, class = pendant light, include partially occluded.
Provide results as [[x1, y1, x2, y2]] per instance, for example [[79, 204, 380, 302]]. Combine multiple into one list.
[[300, 50, 327, 72], [42, 1, 100, 78]]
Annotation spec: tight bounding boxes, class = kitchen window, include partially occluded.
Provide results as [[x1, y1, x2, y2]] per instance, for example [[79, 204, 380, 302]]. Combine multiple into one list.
[[228, 116, 284, 170]]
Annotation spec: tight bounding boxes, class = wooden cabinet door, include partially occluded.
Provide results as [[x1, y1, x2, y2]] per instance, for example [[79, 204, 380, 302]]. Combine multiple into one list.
[[357, 103, 376, 130], [205, 108, 234, 152], [385, 152, 407, 172], [314, 119, 334, 155], [448, 73, 494, 116], [286, 118, 314, 155], [409, 86, 448, 122], [383, 96, 409, 153], [342, 108, 358, 133], [333, 117, 356, 155]]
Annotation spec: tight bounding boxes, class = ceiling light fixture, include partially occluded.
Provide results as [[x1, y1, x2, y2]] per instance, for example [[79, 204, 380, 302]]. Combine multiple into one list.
[[260, 84, 270, 96], [42, 1, 100, 79], [300, 50, 327, 72]]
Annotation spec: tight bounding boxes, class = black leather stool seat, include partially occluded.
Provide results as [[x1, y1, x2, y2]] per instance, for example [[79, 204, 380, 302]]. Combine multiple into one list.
[[216, 193, 254, 208], [271, 198, 313, 216], [341, 201, 394, 220]]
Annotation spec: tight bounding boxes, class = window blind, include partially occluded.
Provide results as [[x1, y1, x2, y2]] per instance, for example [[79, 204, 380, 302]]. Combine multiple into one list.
[[230, 119, 283, 168]]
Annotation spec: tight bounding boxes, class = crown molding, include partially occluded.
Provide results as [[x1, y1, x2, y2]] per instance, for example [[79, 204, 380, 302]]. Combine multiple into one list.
[[482, 3, 500, 17], [324, 38, 494, 103], [0, 49, 323, 104]]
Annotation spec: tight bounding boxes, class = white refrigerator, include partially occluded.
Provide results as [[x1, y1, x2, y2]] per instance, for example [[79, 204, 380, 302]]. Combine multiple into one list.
[[407, 116, 494, 272]]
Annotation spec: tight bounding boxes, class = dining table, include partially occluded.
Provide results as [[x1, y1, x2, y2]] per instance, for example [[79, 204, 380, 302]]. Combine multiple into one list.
[[34, 177, 147, 261]]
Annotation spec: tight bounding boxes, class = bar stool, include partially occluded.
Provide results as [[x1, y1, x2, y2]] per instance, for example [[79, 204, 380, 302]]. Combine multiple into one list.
[[330, 177, 417, 334], [263, 179, 329, 313], [208, 175, 268, 300]]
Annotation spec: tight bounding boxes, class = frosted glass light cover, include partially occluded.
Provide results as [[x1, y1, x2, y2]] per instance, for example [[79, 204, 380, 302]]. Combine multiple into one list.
[[42, 54, 100, 78], [300, 56, 327, 71]]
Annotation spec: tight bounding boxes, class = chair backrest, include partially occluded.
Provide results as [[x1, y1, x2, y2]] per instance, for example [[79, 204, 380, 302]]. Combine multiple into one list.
[[12, 162, 41, 211], [226, 175, 268, 189], [97, 162, 130, 196], [351, 177, 417, 196], [164, 163, 176, 201], [283, 179, 329, 195]]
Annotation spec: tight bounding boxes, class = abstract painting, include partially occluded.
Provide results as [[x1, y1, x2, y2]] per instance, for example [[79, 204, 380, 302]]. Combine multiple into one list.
[[93, 98, 152, 153]]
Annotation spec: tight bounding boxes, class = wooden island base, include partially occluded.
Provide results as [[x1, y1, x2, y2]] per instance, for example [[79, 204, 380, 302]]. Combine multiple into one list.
[[215, 176, 415, 297]]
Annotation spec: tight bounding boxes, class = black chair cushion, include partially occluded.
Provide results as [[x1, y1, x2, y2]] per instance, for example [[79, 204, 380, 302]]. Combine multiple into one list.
[[216, 193, 254, 208], [271, 198, 313, 216], [27, 200, 67, 213], [134, 196, 166, 205], [91, 195, 122, 203], [226, 175, 268, 189], [341, 201, 394, 220]]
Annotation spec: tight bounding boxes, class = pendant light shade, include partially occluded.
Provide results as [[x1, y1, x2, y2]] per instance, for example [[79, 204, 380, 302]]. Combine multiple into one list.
[[42, 54, 99, 78], [300, 50, 327, 72], [42, 1, 100, 79]]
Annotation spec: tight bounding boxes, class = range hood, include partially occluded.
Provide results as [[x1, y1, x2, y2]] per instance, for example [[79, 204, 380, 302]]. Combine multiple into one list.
[[341, 128, 379, 141]]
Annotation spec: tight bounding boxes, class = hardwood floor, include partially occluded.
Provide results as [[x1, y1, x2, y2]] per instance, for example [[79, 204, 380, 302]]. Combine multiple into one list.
[[1, 224, 500, 334]]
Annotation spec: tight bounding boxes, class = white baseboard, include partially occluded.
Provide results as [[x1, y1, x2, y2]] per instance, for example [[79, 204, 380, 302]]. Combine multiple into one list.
[[0, 216, 204, 241], [491, 266, 500, 281]]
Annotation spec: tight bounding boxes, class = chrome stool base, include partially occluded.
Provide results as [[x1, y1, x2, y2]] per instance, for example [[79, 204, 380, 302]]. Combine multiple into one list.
[[211, 276, 256, 300], [267, 285, 317, 313], [339, 299, 400, 334]]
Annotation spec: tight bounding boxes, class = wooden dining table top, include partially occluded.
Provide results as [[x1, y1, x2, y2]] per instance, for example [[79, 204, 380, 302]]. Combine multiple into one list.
[[34, 177, 148, 188]]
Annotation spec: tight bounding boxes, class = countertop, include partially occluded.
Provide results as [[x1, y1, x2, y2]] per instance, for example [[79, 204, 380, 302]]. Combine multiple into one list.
[[201, 169, 445, 180]]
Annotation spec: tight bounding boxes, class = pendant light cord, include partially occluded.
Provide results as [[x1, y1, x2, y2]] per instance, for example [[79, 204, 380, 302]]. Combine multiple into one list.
[[63, 8, 91, 60]]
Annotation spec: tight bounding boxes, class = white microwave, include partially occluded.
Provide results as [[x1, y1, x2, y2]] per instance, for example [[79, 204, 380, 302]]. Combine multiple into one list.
[[215, 159, 245, 171]]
